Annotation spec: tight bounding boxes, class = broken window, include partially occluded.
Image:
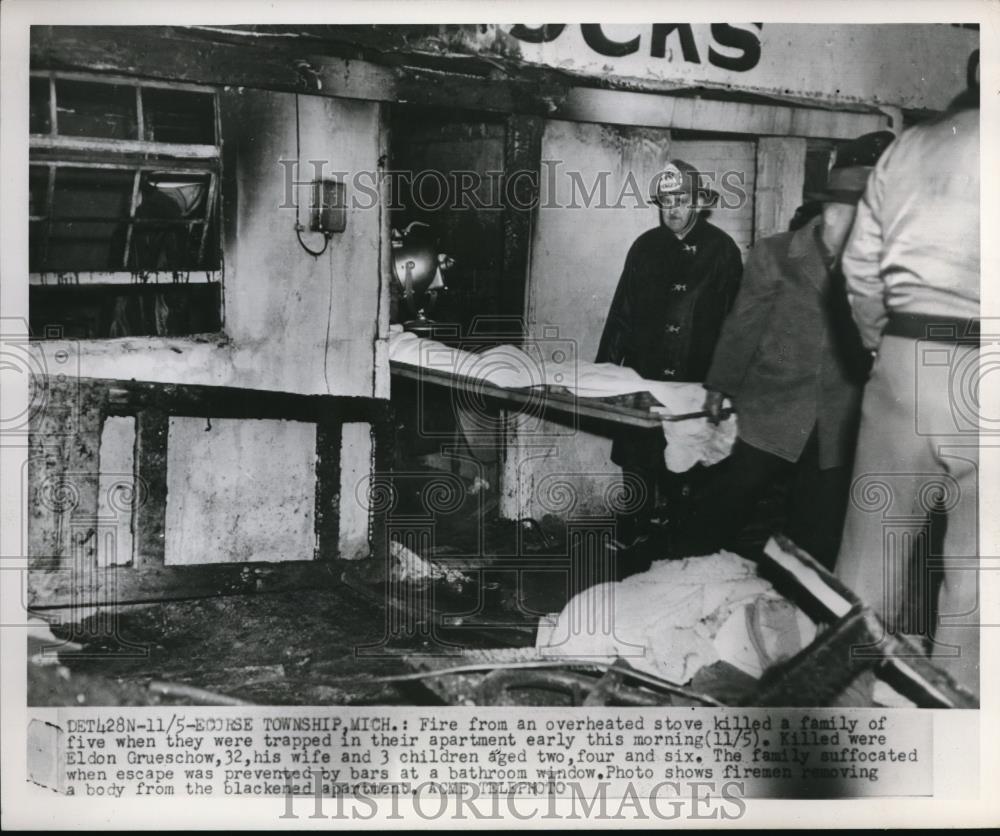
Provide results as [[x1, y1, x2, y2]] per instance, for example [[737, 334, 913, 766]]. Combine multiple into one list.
[[29, 73, 223, 339]]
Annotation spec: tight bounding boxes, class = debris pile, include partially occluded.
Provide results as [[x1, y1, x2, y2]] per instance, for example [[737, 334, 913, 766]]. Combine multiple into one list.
[[390, 540, 471, 589]]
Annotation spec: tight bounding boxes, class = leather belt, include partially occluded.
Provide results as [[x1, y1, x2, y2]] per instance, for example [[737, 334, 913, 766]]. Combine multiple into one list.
[[885, 311, 980, 345]]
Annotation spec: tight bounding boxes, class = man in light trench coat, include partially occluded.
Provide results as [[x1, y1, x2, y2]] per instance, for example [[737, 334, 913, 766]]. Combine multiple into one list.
[[835, 84, 981, 701]]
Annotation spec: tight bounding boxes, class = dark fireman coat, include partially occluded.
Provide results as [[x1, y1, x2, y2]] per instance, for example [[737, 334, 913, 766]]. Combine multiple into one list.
[[596, 217, 743, 468]]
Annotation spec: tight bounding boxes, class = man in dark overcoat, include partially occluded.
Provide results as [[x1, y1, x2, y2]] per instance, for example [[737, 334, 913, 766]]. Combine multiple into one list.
[[696, 131, 895, 568], [596, 159, 743, 562]]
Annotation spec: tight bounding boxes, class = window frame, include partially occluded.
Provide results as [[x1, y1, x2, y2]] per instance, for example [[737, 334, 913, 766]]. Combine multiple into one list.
[[29, 70, 224, 289]]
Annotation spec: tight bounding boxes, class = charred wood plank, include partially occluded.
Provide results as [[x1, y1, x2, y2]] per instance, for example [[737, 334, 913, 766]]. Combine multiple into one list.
[[314, 417, 342, 561], [748, 607, 881, 707], [500, 113, 543, 336], [77, 376, 391, 424], [28, 560, 341, 609], [132, 408, 168, 567], [29, 26, 567, 118], [31, 26, 395, 101]]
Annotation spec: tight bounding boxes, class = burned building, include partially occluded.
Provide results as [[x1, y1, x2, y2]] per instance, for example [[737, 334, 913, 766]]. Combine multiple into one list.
[[20, 23, 980, 709]]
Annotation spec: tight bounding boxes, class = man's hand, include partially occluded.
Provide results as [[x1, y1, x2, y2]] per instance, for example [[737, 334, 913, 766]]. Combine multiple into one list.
[[703, 389, 727, 425]]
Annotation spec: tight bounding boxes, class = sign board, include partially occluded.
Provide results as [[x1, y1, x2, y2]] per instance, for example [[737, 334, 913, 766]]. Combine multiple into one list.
[[499, 24, 977, 112]]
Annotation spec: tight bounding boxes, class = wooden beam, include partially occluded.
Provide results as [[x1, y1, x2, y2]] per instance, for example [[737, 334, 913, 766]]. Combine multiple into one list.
[[28, 26, 552, 119], [30, 271, 218, 286], [501, 113, 544, 336], [30, 136, 219, 160], [759, 536, 976, 708], [31, 26, 889, 140], [754, 136, 807, 241], [30, 26, 397, 103], [368, 414, 395, 568], [313, 417, 342, 561], [394, 66, 561, 120], [556, 87, 889, 139], [79, 377, 391, 425], [28, 560, 342, 608], [374, 102, 392, 400], [29, 377, 104, 572], [131, 409, 169, 567]]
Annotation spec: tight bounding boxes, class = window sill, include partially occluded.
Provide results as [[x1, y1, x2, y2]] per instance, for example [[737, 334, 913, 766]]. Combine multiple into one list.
[[29, 331, 230, 354]]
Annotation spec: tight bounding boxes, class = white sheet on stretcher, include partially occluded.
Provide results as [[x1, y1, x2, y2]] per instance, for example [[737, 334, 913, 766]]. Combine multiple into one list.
[[388, 326, 737, 472]]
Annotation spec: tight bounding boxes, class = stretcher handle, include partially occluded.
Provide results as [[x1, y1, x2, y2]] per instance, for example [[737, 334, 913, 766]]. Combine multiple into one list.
[[660, 406, 735, 423]]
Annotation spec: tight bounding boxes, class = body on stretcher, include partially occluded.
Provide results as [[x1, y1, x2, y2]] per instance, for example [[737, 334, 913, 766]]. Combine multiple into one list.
[[388, 326, 738, 473]]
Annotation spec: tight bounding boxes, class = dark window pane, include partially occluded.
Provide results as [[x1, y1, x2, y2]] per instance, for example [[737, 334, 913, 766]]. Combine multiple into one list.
[[30, 285, 105, 339], [30, 283, 221, 339], [30, 77, 51, 134], [138, 171, 211, 219], [49, 220, 123, 240], [51, 168, 134, 220], [55, 79, 137, 139], [130, 221, 206, 271], [130, 172, 215, 270], [29, 220, 47, 272], [29, 166, 50, 218], [142, 88, 216, 144], [46, 220, 127, 271]]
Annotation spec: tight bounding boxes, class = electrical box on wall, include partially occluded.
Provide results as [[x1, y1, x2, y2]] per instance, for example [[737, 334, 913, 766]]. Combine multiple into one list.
[[310, 178, 346, 234]]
